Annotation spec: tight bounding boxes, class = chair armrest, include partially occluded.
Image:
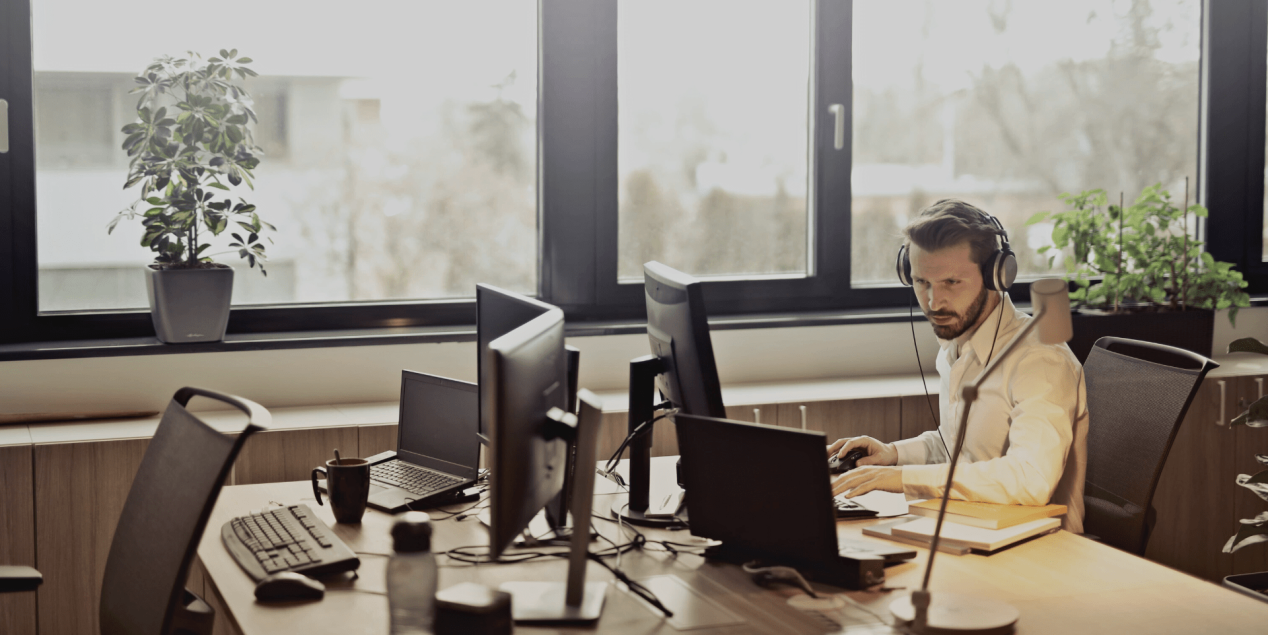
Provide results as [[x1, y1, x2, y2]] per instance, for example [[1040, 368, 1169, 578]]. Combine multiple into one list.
[[0, 566, 42, 592]]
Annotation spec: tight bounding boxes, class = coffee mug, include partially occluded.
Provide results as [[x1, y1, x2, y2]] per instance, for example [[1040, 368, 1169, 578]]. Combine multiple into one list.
[[311, 458, 371, 524]]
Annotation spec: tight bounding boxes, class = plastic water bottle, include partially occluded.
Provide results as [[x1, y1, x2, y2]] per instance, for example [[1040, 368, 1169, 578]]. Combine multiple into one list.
[[388, 511, 438, 634]]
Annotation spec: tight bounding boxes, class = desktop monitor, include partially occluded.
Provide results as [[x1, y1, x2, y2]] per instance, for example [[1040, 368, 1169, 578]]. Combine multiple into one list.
[[476, 283, 557, 444], [485, 307, 570, 557], [643, 261, 726, 418]]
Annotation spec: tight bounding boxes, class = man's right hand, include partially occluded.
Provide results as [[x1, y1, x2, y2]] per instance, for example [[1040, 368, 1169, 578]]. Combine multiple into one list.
[[827, 436, 898, 467]]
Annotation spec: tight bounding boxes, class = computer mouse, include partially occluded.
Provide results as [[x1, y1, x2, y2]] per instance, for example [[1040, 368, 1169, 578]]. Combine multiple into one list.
[[254, 571, 326, 602], [829, 448, 868, 475]]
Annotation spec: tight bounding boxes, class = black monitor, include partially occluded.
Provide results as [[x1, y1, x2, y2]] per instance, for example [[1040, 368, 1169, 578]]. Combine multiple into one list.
[[614, 262, 726, 526], [476, 283, 557, 444], [643, 261, 726, 418], [486, 311, 607, 621]]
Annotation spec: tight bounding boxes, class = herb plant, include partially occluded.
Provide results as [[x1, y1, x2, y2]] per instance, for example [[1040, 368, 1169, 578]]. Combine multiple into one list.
[[109, 49, 274, 274], [1027, 184, 1249, 325]]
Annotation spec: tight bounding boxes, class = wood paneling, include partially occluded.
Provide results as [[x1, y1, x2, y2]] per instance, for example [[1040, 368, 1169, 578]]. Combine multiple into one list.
[[357, 424, 398, 458], [35, 438, 150, 635], [723, 404, 779, 426], [0, 444, 37, 635], [1232, 375, 1268, 575], [232, 428, 361, 485], [775, 398, 902, 446], [1146, 377, 1237, 581], [900, 394, 942, 439]]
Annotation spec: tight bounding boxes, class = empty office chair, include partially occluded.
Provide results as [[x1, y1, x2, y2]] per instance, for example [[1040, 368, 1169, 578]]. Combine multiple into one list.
[[99, 387, 268, 635], [1082, 336, 1217, 555]]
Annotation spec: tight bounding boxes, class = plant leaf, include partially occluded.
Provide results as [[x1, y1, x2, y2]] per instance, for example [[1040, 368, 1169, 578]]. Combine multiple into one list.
[[1235, 470, 1268, 502], [1228, 337, 1268, 356], [1223, 510, 1268, 553]]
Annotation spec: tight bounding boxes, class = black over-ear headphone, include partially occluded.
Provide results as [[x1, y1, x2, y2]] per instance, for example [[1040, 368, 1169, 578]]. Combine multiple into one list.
[[895, 208, 1018, 292]]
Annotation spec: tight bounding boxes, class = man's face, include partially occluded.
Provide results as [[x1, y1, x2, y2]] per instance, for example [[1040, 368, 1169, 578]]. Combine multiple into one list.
[[908, 241, 993, 340]]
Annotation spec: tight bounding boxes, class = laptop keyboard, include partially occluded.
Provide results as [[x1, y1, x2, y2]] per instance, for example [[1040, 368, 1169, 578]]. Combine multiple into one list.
[[372, 460, 463, 496]]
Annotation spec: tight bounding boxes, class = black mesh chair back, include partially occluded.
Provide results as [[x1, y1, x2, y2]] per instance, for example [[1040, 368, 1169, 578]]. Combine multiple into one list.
[[1083, 337, 1217, 555], [99, 387, 269, 635]]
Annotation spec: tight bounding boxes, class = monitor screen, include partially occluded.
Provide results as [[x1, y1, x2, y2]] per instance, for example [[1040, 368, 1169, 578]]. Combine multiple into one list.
[[644, 262, 726, 418], [477, 283, 557, 443], [396, 371, 479, 480], [486, 308, 570, 557]]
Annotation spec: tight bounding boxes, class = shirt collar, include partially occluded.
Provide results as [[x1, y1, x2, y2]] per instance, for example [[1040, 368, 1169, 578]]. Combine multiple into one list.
[[939, 293, 1021, 366]]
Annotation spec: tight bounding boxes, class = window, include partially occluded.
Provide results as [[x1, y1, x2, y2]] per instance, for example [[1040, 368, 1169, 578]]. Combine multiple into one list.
[[1, 0, 1261, 346]]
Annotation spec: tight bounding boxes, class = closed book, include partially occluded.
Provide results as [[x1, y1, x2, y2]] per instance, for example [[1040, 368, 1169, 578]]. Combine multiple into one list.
[[907, 500, 1066, 530], [891, 516, 1061, 552], [861, 519, 972, 556]]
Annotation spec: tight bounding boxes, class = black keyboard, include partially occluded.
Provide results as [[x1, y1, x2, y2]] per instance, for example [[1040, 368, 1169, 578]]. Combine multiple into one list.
[[372, 460, 463, 496], [834, 496, 880, 519], [221, 504, 360, 581]]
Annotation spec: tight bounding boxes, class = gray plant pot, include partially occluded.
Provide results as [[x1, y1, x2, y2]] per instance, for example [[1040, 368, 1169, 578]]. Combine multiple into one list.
[[145, 265, 234, 343]]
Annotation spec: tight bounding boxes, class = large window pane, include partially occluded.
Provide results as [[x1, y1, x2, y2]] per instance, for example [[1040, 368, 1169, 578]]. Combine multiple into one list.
[[617, 1, 811, 281], [33, 1, 537, 312], [852, 0, 1201, 285]]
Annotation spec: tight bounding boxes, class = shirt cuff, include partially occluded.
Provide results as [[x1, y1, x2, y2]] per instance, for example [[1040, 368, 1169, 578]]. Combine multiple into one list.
[[901, 464, 949, 500], [892, 437, 928, 466]]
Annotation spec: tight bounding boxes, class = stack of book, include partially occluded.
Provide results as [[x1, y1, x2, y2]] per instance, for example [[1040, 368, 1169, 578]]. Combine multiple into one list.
[[863, 500, 1066, 555]]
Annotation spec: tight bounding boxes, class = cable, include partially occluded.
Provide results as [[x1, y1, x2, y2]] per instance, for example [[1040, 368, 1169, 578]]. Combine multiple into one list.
[[602, 407, 680, 475], [911, 292, 951, 459]]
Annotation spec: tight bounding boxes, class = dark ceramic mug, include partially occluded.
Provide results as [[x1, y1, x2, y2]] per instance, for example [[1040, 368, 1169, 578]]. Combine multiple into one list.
[[311, 458, 371, 524]]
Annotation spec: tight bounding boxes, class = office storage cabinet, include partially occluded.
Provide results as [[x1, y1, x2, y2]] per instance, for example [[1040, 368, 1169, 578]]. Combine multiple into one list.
[[0, 443, 36, 635]]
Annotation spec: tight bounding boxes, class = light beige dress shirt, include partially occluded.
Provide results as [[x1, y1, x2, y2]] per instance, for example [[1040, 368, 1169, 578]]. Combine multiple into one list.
[[893, 294, 1089, 533]]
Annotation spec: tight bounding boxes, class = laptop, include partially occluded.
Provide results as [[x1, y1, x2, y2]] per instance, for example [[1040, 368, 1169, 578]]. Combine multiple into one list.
[[327, 371, 481, 513], [674, 413, 916, 589]]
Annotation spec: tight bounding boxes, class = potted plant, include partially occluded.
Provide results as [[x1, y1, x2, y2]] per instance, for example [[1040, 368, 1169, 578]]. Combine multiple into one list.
[[1221, 336, 1268, 602], [1027, 184, 1249, 362], [108, 49, 275, 343]]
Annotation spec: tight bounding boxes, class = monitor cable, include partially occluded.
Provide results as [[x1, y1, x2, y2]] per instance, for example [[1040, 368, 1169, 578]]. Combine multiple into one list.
[[601, 405, 679, 482]]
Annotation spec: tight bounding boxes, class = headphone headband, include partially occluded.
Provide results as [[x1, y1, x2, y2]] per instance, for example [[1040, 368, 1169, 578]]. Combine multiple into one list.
[[895, 208, 1017, 292]]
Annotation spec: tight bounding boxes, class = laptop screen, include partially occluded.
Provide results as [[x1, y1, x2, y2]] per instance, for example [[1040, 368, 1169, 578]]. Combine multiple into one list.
[[396, 371, 480, 479]]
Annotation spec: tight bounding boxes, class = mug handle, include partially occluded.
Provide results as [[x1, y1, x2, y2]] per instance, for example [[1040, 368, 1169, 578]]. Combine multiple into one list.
[[311, 466, 327, 506]]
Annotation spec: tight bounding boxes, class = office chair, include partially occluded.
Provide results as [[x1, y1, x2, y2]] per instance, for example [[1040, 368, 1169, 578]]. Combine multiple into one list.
[[98, 387, 268, 635], [1082, 336, 1217, 555]]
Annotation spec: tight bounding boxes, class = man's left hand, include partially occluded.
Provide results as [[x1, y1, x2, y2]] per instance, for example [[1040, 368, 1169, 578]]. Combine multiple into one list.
[[833, 466, 903, 497]]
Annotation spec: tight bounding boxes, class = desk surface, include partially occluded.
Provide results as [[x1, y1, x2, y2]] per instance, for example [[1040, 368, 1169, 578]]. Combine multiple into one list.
[[197, 459, 1268, 635]]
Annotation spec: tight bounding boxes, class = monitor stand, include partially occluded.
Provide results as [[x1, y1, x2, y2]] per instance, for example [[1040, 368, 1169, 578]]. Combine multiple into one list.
[[500, 394, 609, 623], [611, 355, 685, 528]]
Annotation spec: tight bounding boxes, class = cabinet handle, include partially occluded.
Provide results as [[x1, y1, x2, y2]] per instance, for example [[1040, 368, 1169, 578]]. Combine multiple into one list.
[[799, 405, 807, 430], [0, 99, 8, 153], [753, 408, 761, 424], [829, 104, 845, 150], [1217, 380, 1226, 427], [1258, 378, 1263, 401]]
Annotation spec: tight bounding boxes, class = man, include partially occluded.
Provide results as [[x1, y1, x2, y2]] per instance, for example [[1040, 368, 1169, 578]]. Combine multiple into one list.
[[829, 199, 1088, 533]]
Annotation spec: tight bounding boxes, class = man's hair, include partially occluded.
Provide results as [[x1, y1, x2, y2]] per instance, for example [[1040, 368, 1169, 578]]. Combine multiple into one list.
[[902, 199, 1003, 267]]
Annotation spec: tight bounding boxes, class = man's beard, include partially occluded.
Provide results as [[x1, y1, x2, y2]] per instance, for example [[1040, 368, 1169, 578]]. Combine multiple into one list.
[[926, 285, 991, 340]]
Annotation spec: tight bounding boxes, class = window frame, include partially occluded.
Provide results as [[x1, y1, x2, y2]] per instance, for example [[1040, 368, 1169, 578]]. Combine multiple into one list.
[[9, 0, 1252, 349]]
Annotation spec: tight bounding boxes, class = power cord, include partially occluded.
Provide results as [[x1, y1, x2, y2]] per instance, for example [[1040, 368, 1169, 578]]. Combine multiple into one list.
[[602, 406, 679, 476]]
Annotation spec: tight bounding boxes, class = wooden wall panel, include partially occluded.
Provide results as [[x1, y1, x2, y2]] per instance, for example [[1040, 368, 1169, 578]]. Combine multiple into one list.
[[775, 398, 902, 446], [900, 394, 942, 439], [1146, 377, 1237, 581], [357, 424, 398, 458], [233, 428, 361, 485], [723, 404, 779, 426], [35, 438, 150, 635], [0, 444, 37, 635], [1232, 375, 1268, 576]]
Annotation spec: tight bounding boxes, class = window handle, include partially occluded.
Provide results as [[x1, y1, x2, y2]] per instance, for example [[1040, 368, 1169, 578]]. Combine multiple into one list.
[[0, 99, 8, 153], [829, 103, 845, 150]]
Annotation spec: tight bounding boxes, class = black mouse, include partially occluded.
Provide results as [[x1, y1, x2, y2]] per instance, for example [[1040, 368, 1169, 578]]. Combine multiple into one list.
[[254, 571, 325, 602], [829, 448, 868, 474]]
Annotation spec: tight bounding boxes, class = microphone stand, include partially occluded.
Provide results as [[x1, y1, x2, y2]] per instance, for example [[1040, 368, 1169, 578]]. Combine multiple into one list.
[[894, 279, 1070, 634]]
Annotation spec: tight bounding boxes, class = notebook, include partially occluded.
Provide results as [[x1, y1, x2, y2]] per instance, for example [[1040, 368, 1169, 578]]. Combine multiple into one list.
[[890, 516, 1061, 552], [907, 499, 1066, 530]]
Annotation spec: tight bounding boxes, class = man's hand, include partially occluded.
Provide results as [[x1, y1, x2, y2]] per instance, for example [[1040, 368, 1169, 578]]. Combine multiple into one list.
[[827, 436, 898, 467], [832, 465, 903, 497]]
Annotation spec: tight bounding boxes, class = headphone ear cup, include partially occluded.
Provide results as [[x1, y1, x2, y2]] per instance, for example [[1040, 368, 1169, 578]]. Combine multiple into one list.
[[998, 249, 1018, 291], [896, 245, 913, 286]]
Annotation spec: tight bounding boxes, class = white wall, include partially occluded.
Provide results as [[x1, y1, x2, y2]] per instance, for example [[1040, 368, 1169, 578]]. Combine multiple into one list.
[[3, 305, 1263, 416]]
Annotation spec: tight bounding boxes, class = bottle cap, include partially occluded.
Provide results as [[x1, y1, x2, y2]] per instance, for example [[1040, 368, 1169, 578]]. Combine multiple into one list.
[[391, 511, 433, 553]]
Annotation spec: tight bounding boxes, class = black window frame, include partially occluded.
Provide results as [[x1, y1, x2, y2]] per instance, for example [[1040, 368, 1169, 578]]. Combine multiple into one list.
[[5, 0, 1261, 349]]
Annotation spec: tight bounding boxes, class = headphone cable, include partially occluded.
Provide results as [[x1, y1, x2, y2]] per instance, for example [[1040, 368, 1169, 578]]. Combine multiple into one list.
[[910, 292, 951, 460]]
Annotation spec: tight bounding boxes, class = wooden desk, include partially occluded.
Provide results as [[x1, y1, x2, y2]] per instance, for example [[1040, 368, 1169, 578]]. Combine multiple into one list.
[[197, 460, 1268, 635]]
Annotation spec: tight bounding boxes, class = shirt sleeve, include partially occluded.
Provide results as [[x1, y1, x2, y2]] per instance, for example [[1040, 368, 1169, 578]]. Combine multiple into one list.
[[893, 429, 948, 466], [900, 346, 1079, 505]]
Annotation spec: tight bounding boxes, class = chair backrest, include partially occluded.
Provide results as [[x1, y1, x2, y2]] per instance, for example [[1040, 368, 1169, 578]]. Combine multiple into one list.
[[99, 387, 268, 635], [1083, 336, 1217, 555]]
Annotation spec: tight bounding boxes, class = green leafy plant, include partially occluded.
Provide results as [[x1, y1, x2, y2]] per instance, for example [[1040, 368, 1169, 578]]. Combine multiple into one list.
[[108, 49, 275, 274], [1027, 185, 1249, 325], [1223, 337, 1268, 553]]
